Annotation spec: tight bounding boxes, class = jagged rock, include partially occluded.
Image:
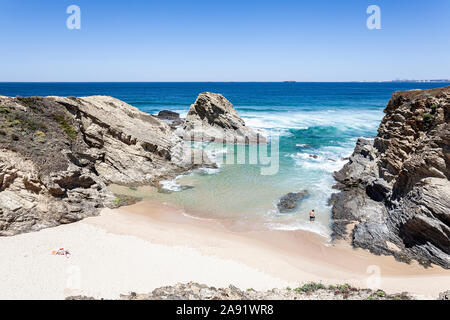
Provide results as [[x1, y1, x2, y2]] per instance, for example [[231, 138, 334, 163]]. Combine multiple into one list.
[[0, 95, 213, 236], [67, 282, 415, 300], [277, 191, 308, 212], [330, 86, 450, 268], [439, 290, 450, 300], [157, 110, 180, 120], [182, 92, 266, 144]]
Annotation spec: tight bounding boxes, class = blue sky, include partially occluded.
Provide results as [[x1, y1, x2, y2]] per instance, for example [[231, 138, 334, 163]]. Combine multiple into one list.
[[0, 0, 449, 81]]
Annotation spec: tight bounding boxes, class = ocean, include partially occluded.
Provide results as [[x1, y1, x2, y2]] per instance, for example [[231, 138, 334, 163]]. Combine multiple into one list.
[[1, 82, 449, 237]]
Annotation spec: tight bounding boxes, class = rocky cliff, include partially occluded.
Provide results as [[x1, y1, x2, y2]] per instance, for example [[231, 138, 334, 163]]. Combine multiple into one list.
[[0, 95, 211, 236], [330, 86, 450, 268], [182, 92, 266, 144]]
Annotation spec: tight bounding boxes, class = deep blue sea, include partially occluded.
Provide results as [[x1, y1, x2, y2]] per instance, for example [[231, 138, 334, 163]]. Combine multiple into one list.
[[2, 82, 449, 236]]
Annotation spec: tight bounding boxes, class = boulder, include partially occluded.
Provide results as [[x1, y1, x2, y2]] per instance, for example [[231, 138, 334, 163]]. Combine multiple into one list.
[[277, 191, 308, 212], [182, 92, 266, 144], [157, 110, 180, 120]]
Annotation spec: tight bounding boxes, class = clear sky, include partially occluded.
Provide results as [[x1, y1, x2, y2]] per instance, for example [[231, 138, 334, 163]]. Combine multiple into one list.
[[0, 0, 449, 81]]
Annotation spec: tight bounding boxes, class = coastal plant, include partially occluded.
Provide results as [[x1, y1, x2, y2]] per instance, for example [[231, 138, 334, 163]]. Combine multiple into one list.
[[422, 113, 434, 121], [0, 106, 10, 114], [113, 197, 123, 204], [337, 283, 351, 294], [295, 282, 326, 293], [376, 290, 385, 297], [16, 96, 40, 110], [53, 113, 77, 139]]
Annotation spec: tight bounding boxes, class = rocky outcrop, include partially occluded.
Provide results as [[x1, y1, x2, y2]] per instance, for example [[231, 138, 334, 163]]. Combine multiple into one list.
[[0, 95, 212, 236], [330, 86, 450, 268], [156, 110, 180, 120], [277, 191, 308, 212], [67, 282, 414, 300], [182, 92, 266, 144]]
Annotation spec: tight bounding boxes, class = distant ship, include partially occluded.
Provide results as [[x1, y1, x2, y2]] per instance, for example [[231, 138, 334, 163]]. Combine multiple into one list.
[[283, 80, 296, 83]]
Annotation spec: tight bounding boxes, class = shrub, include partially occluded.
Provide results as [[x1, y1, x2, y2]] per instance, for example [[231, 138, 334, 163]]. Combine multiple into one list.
[[295, 282, 326, 293], [338, 284, 351, 293], [0, 106, 10, 114], [422, 113, 434, 121], [53, 113, 77, 139], [376, 290, 385, 297]]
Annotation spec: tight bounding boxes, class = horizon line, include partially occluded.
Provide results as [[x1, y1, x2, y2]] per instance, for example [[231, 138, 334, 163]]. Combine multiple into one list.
[[1, 80, 450, 84]]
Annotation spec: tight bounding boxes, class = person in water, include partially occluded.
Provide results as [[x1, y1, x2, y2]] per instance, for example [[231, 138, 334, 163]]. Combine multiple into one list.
[[309, 209, 315, 221]]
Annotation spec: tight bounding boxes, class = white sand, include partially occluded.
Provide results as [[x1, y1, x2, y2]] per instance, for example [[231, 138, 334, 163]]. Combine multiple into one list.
[[0, 221, 291, 300], [1, 202, 449, 300]]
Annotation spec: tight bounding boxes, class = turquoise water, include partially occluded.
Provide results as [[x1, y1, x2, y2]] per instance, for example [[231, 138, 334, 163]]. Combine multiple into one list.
[[1, 82, 449, 236]]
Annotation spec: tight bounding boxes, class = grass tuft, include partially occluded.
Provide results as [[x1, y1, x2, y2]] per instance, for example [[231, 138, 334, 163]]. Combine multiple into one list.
[[53, 113, 76, 139]]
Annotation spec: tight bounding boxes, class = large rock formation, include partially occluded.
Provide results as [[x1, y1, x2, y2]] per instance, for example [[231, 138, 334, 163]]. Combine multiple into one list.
[[0, 95, 211, 236], [330, 86, 450, 268], [182, 92, 266, 144]]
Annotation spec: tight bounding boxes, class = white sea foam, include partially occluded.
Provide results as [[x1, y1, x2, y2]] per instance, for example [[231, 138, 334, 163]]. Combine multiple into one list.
[[242, 108, 383, 137], [267, 221, 331, 239], [160, 179, 182, 191], [160, 174, 186, 191], [289, 151, 349, 173]]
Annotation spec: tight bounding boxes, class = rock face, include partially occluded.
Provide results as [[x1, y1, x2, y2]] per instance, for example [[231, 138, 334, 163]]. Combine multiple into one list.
[[183, 92, 266, 144], [0, 95, 211, 236], [330, 86, 450, 268], [277, 191, 308, 212]]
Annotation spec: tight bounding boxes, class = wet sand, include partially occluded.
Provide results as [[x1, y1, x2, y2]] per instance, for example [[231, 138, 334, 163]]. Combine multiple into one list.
[[89, 200, 450, 298], [1, 199, 448, 299]]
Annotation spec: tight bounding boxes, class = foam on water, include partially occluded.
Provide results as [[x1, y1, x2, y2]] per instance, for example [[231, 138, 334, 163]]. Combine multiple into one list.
[[155, 107, 381, 236], [3, 82, 448, 237], [241, 108, 383, 137], [160, 179, 183, 192]]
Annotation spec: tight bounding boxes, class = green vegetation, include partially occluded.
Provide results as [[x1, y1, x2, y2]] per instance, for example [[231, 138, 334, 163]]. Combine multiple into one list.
[[337, 283, 351, 293], [0, 106, 10, 114], [366, 296, 376, 300], [16, 96, 40, 110], [4, 113, 42, 131], [295, 282, 326, 293], [246, 288, 255, 292], [53, 113, 77, 139], [376, 290, 386, 297], [113, 198, 124, 204], [422, 113, 434, 121]]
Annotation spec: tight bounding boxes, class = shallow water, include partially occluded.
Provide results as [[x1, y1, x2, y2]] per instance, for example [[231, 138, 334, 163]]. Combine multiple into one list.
[[2, 82, 449, 237]]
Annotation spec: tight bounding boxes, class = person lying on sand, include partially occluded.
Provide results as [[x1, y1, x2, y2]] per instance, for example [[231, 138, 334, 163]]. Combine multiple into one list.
[[309, 210, 315, 222]]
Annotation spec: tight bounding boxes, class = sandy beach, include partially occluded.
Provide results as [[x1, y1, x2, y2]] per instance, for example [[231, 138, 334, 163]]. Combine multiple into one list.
[[0, 200, 448, 300]]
